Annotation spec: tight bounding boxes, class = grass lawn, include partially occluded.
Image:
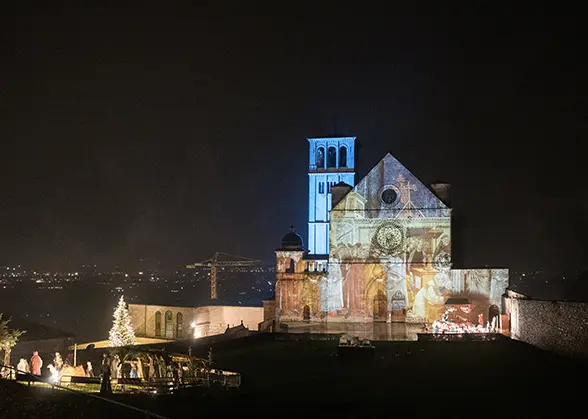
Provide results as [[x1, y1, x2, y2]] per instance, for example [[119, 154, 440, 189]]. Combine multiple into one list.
[[1, 335, 586, 418]]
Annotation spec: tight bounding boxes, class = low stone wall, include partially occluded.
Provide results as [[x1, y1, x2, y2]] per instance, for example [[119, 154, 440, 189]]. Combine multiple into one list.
[[128, 304, 263, 340], [505, 294, 588, 359]]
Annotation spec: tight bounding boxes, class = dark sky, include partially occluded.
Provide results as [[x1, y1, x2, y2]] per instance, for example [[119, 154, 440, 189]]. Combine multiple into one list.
[[1, 5, 586, 271]]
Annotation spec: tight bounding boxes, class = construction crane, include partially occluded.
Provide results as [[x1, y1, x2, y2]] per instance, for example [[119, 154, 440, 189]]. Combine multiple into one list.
[[186, 252, 261, 300]]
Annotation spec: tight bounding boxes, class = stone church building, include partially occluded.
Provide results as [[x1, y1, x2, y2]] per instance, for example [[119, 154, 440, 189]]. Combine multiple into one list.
[[263, 137, 508, 332]]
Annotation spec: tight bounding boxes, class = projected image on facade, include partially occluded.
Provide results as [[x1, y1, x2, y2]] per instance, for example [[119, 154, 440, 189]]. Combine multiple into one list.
[[273, 151, 509, 327], [325, 154, 452, 322], [275, 250, 322, 322]]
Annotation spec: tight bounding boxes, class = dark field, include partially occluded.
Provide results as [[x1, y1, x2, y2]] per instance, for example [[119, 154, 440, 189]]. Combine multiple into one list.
[[1, 335, 586, 418]]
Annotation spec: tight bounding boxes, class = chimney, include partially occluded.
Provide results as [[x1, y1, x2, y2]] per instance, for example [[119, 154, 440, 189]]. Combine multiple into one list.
[[331, 182, 353, 208], [429, 182, 452, 207]]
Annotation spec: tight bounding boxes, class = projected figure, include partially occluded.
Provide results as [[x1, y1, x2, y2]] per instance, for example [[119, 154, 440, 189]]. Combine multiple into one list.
[[432, 234, 451, 271], [465, 269, 491, 297], [435, 271, 452, 293], [490, 269, 509, 307], [384, 257, 408, 312], [407, 239, 426, 286], [407, 276, 447, 322], [321, 259, 343, 312]]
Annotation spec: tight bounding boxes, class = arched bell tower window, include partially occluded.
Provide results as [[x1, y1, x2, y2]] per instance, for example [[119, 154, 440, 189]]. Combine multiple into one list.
[[339, 146, 347, 168], [286, 258, 295, 273], [327, 146, 337, 168], [316, 147, 325, 169]]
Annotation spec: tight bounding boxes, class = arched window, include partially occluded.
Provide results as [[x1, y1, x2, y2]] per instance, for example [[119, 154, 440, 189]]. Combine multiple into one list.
[[339, 146, 347, 168], [165, 310, 173, 338], [176, 312, 183, 338], [155, 311, 162, 337], [316, 147, 325, 169], [303, 305, 310, 321], [286, 258, 295, 273], [327, 146, 337, 168]]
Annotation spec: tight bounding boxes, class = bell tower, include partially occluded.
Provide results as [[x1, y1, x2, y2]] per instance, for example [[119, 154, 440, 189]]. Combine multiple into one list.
[[307, 137, 356, 255]]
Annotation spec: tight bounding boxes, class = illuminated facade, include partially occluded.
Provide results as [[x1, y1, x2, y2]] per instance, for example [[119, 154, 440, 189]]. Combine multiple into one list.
[[269, 142, 509, 330], [308, 137, 356, 255], [128, 304, 263, 340]]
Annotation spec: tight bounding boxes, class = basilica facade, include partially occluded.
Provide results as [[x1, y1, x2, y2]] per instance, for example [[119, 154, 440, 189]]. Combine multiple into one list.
[[267, 137, 508, 327]]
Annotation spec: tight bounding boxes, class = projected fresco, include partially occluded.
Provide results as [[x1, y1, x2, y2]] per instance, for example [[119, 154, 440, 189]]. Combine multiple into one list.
[[324, 154, 452, 322], [274, 154, 509, 325]]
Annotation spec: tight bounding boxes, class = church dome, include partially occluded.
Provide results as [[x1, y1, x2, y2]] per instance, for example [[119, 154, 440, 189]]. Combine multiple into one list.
[[281, 226, 304, 250]]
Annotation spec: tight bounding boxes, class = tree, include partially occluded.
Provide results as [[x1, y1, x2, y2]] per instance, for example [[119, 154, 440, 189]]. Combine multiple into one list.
[[108, 296, 136, 347], [0, 314, 25, 375]]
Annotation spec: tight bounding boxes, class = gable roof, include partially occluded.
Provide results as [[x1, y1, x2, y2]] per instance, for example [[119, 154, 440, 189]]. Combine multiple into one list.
[[332, 153, 449, 218]]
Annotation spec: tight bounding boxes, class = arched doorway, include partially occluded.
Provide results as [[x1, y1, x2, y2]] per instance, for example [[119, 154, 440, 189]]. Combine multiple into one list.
[[488, 305, 500, 326], [302, 305, 310, 321], [373, 290, 387, 322]]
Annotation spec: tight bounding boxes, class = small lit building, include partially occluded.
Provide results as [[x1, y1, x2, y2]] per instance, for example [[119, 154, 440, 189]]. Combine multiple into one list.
[[444, 297, 474, 323], [128, 303, 263, 340]]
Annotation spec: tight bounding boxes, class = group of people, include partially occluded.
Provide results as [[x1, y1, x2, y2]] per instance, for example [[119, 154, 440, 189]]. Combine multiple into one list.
[[7, 348, 212, 395], [15, 351, 46, 376], [97, 352, 195, 393]]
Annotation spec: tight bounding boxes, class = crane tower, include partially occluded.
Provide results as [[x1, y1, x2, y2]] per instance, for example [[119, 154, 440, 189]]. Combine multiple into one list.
[[186, 252, 261, 299]]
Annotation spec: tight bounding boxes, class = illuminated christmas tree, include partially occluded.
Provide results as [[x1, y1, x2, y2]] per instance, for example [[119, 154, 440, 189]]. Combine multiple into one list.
[[108, 296, 136, 347]]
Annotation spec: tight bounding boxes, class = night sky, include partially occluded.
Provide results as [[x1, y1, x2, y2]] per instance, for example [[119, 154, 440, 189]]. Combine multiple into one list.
[[1, 5, 585, 272]]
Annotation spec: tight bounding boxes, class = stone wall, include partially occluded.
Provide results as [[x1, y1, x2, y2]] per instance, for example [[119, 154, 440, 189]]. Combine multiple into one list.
[[128, 304, 263, 340], [263, 300, 276, 321], [207, 306, 264, 336], [505, 291, 588, 359], [129, 304, 195, 339]]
